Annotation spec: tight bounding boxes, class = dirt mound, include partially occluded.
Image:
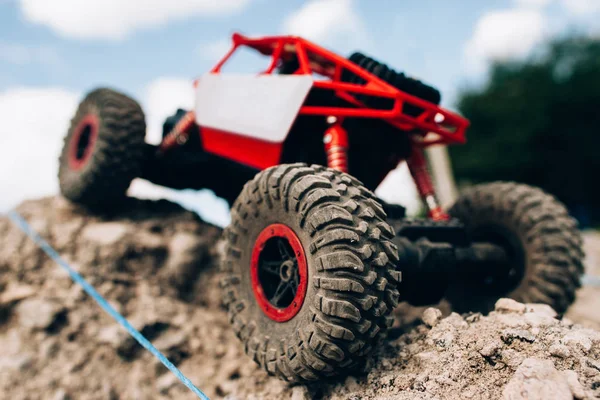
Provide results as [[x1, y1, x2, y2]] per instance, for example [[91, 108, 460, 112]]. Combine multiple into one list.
[[0, 197, 599, 399]]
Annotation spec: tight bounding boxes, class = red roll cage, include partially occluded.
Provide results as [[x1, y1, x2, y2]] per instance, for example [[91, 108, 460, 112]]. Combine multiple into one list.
[[207, 33, 470, 147]]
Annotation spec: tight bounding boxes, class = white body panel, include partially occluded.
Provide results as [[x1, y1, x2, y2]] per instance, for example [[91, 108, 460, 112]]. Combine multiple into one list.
[[194, 73, 313, 143]]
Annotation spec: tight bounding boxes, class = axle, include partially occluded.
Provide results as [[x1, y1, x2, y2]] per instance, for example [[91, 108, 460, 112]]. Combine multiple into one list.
[[389, 218, 511, 306]]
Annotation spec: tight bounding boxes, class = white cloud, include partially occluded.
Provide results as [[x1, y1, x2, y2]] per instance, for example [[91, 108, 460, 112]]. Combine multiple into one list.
[[18, 0, 251, 40], [464, 9, 547, 72], [282, 0, 366, 48], [0, 87, 79, 210], [560, 0, 600, 15], [0, 42, 62, 66]]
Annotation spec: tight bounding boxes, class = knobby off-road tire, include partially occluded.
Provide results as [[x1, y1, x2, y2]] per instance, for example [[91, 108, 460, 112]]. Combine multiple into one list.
[[220, 164, 401, 382], [447, 182, 584, 314], [58, 88, 146, 210]]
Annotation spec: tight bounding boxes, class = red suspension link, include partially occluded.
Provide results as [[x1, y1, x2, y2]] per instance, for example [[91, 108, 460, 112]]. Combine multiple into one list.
[[407, 147, 449, 221], [158, 111, 196, 152], [324, 121, 349, 173]]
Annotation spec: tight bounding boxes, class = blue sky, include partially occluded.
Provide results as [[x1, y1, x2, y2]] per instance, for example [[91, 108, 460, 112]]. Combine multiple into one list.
[[1, 0, 598, 225]]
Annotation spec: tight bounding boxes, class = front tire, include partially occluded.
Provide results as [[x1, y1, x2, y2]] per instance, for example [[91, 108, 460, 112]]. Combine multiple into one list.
[[58, 88, 146, 210], [220, 164, 401, 382], [447, 182, 584, 314]]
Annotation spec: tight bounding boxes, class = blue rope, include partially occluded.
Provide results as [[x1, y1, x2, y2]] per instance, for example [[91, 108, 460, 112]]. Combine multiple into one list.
[[7, 210, 209, 400]]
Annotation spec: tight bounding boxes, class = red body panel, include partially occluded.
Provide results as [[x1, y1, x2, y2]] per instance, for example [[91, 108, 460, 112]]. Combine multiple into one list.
[[201, 127, 283, 170]]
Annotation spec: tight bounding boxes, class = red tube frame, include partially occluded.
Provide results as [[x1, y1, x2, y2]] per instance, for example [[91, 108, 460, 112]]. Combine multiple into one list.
[[207, 33, 470, 147]]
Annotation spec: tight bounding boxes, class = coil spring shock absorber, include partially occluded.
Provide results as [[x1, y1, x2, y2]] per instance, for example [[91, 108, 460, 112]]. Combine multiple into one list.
[[323, 116, 349, 173], [407, 146, 449, 221]]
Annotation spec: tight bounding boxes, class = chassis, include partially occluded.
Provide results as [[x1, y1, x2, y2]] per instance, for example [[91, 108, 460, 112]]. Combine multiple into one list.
[[57, 33, 584, 382]]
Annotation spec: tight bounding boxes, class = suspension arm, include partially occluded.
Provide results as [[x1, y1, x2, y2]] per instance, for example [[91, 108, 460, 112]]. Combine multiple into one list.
[[391, 220, 510, 306]]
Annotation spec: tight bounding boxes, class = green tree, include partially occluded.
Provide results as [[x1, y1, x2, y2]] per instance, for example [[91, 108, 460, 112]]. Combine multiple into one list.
[[451, 36, 600, 226]]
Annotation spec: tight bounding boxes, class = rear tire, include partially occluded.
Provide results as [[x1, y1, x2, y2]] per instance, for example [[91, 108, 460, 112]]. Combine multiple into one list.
[[447, 182, 584, 314], [220, 164, 401, 382], [58, 88, 146, 210]]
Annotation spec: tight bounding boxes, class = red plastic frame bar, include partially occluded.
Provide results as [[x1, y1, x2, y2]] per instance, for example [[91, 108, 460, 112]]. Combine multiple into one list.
[[208, 33, 470, 147]]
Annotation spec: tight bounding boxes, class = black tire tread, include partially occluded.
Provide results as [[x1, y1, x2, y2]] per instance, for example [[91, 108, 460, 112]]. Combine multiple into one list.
[[58, 88, 146, 209], [448, 181, 583, 314], [221, 164, 400, 382]]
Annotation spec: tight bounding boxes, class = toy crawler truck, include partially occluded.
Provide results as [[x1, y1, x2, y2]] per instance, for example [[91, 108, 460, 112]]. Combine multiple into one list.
[[58, 33, 584, 382]]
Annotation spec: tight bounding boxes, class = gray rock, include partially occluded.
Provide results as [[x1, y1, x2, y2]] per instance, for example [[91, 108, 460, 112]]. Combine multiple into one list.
[[97, 325, 136, 358], [525, 304, 557, 318], [549, 342, 571, 358], [502, 358, 572, 400], [562, 370, 587, 399], [82, 222, 128, 246], [495, 298, 526, 314], [523, 311, 559, 328], [290, 385, 311, 400], [0, 283, 35, 304], [422, 307, 442, 328], [344, 376, 361, 392], [0, 353, 33, 371], [445, 312, 468, 329], [16, 298, 65, 330], [479, 339, 503, 358], [562, 331, 593, 354]]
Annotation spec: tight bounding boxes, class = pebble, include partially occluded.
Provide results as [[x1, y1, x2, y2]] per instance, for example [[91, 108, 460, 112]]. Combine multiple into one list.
[[525, 304, 557, 318], [0, 283, 36, 304], [562, 331, 593, 354], [290, 385, 311, 400], [344, 376, 361, 392], [97, 325, 137, 358], [16, 298, 65, 330], [549, 343, 571, 358], [445, 312, 468, 329], [0, 354, 33, 371], [422, 307, 442, 328], [523, 312, 559, 328], [495, 298, 526, 314], [479, 340, 503, 358], [82, 222, 128, 246]]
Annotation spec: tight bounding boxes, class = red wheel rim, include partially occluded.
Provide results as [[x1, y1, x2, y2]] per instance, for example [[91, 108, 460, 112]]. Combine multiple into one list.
[[68, 114, 99, 171], [250, 223, 308, 322]]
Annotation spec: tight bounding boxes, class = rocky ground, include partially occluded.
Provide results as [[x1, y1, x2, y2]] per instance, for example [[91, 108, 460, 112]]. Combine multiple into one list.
[[1, 196, 599, 400]]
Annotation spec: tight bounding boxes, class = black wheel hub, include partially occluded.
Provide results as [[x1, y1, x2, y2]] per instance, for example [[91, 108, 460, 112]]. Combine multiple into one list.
[[258, 237, 301, 309]]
